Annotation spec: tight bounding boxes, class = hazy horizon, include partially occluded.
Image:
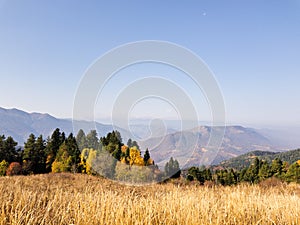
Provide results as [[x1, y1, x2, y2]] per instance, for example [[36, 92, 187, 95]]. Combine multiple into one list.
[[0, 1, 299, 127]]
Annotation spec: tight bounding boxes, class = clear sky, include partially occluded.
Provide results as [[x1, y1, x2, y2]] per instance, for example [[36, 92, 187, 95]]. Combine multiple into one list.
[[0, 0, 299, 127]]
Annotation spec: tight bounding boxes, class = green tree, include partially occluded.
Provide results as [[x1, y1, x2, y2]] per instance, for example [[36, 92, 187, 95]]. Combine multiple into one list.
[[258, 161, 272, 181], [76, 129, 87, 151], [35, 135, 46, 173], [187, 167, 204, 183], [271, 158, 283, 177], [65, 133, 81, 172], [127, 138, 132, 148], [164, 157, 181, 179], [143, 148, 150, 166], [52, 142, 71, 172], [0, 136, 18, 163], [45, 128, 64, 172], [243, 158, 260, 184], [101, 130, 123, 147], [112, 145, 122, 161], [132, 140, 139, 150], [87, 130, 99, 150], [22, 133, 36, 174], [52, 133, 80, 173], [285, 162, 300, 183]]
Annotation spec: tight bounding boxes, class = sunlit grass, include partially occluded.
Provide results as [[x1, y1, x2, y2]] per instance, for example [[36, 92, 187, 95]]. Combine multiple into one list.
[[0, 173, 299, 225]]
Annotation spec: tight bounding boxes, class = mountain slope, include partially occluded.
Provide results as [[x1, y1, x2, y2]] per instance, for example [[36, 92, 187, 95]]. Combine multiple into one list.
[[140, 126, 277, 168], [0, 107, 130, 145], [219, 149, 300, 170]]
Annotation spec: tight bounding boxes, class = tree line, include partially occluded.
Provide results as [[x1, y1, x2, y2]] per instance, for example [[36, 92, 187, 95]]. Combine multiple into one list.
[[4, 128, 297, 185], [0, 129, 181, 182], [186, 157, 300, 185]]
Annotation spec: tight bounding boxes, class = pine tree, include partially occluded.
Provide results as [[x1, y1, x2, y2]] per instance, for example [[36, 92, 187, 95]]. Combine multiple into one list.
[[65, 133, 81, 172], [87, 130, 99, 150], [21, 134, 46, 174], [132, 140, 139, 150], [285, 162, 300, 183], [35, 135, 46, 173], [271, 158, 283, 177], [258, 161, 272, 181], [127, 138, 132, 148], [45, 128, 64, 172], [143, 148, 150, 166], [22, 133, 36, 174], [164, 157, 181, 179], [76, 129, 87, 151], [0, 136, 18, 163]]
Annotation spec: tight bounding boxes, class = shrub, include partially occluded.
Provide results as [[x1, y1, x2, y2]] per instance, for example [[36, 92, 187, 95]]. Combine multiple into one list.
[[6, 162, 22, 176]]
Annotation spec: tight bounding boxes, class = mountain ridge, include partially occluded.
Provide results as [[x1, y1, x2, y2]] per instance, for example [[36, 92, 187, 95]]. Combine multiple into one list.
[[0, 107, 292, 168], [0, 107, 130, 145]]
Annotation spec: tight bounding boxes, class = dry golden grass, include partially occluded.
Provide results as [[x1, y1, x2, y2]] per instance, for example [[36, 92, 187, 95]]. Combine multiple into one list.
[[0, 173, 299, 225]]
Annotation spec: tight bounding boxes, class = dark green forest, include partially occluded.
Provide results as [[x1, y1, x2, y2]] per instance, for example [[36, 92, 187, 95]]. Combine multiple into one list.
[[0, 129, 180, 182], [219, 149, 300, 170], [0, 129, 299, 184]]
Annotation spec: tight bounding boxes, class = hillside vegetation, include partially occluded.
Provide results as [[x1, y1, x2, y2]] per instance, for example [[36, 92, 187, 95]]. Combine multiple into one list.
[[0, 173, 299, 225], [220, 149, 300, 170]]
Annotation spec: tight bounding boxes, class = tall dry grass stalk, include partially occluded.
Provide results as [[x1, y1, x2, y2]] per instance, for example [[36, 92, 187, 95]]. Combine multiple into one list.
[[0, 173, 299, 225]]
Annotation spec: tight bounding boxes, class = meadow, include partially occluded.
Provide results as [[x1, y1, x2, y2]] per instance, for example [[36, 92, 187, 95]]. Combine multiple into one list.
[[0, 173, 299, 225]]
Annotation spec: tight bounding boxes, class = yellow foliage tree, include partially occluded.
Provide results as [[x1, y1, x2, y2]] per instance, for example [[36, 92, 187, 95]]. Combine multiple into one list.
[[80, 148, 97, 175], [129, 147, 144, 166]]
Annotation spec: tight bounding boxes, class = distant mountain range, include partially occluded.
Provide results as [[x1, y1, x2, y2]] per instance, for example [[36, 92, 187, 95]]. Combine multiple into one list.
[[0, 107, 298, 167], [140, 125, 278, 167], [0, 107, 130, 145]]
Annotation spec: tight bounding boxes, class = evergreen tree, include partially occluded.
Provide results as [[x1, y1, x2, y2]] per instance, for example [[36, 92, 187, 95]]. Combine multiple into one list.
[[127, 138, 132, 148], [0, 135, 18, 163], [45, 128, 64, 172], [22, 134, 36, 174], [101, 130, 123, 147], [243, 158, 260, 184], [76, 129, 87, 151], [164, 157, 181, 179], [35, 135, 46, 173], [87, 130, 99, 150], [52, 133, 80, 173], [1, 136, 18, 163], [143, 148, 150, 166], [112, 145, 122, 161], [271, 158, 283, 177], [125, 147, 130, 163], [258, 161, 272, 181], [65, 133, 81, 172], [22, 134, 46, 174], [285, 162, 300, 183], [132, 140, 139, 150]]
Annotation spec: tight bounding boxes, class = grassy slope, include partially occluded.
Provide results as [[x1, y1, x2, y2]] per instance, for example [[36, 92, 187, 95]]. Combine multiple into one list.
[[0, 173, 299, 225]]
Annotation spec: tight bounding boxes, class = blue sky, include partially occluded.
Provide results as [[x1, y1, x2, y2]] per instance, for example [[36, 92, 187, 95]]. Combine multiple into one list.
[[0, 0, 299, 127]]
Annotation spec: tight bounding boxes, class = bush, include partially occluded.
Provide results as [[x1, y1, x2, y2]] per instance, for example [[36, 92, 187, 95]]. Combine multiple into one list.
[[6, 162, 22, 176]]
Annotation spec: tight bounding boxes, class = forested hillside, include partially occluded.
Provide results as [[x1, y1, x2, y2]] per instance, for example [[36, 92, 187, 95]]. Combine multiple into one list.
[[220, 149, 300, 170], [0, 129, 299, 185], [0, 129, 180, 183]]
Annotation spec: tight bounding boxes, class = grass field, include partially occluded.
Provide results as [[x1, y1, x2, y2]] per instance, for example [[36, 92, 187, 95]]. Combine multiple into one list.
[[0, 173, 299, 225]]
